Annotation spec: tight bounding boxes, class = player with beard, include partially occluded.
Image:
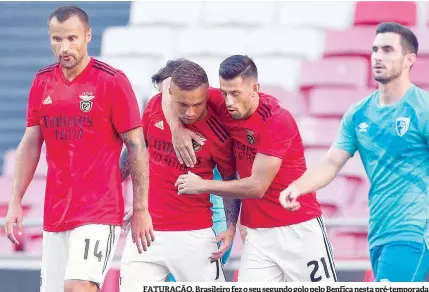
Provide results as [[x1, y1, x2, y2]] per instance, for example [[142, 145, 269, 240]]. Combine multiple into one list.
[[280, 22, 429, 282], [4, 6, 152, 292], [165, 55, 336, 282]]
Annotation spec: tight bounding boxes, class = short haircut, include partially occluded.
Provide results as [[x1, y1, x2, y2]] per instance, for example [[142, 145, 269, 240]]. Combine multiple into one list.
[[171, 61, 209, 91], [376, 22, 418, 55], [219, 55, 258, 81], [48, 6, 89, 27], [151, 58, 191, 87]]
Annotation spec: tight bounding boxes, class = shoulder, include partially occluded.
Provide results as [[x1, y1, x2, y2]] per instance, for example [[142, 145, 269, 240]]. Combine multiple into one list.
[[36, 63, 59, 77], [91, 58, 131, 86], [144, 93, 162, 114], [406, 85, 429, 114], [258, 92, 296, 126], [344, 90, 377, 120]]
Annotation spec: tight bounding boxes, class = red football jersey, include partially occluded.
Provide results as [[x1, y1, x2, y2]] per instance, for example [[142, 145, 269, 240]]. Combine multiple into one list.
[[26, 58, 141, 232], [143, 94, 236, 231], [207, 88, 322, 228]]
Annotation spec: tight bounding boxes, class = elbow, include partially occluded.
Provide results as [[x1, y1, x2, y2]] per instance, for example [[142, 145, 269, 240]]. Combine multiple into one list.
[[248, 183, 267, 199]]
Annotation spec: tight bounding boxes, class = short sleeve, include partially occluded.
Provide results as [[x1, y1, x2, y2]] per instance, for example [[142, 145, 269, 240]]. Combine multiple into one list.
[[142, 94, 160, 138], [257, 111, 298, 159], [211, 137, 236, 178], [207, 88, 230, 120], [332, 107, 358, 155], [111, 72, 142, 134], [26, 76, 42, 127]]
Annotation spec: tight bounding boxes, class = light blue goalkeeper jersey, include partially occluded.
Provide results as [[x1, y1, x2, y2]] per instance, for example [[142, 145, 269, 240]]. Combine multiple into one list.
[[333, 84, 429, 249]]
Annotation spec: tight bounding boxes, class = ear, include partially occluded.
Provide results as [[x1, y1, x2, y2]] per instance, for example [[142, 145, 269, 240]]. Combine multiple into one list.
[[86, 28, 92, 43], [253, 81, 260, 93], [406, 53, 416, 69]]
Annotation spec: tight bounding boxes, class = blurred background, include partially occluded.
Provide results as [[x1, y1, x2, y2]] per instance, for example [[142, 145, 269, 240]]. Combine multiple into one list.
[[0, 1, 427, 290]]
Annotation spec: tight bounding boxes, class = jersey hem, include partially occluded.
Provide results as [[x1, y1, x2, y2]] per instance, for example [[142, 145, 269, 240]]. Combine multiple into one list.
[[153, 222, 212, 231], [43, 220, 122, 233], [241, 212, 321, 229]]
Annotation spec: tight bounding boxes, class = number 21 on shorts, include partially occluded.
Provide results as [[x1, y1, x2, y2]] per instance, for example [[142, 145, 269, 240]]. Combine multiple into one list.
[[307, 257, 332, 282]]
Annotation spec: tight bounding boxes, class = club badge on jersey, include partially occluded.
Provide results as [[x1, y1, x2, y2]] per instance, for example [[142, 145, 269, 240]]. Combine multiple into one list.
[[395, 117, 410, 137], [246, 129, 255, 145], [79, 92, 95, 113]]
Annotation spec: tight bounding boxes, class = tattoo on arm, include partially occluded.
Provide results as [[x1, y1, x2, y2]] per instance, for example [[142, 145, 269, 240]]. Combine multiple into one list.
[[120, 130, 149, 212], [119, 148, 130, 181], [223, 198, 241, 228]]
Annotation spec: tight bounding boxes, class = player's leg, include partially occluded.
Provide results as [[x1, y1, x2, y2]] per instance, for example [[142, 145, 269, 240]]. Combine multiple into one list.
[[40, 231, 68, 292], [168, 228, 226, 282], [375, 241, 429, 282], [63, 224, 121, 292], [280, 216, 338, 282], [238, 227, 284, 282], [120, 231, 169, 290]]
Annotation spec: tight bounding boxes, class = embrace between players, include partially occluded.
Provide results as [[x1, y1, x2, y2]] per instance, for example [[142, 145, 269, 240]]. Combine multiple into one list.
[[5, 5, 429, 292]]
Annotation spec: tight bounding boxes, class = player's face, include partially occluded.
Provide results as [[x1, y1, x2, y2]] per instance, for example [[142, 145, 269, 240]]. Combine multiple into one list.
[[219, 76, 259, 120], [371, 32, 413, 84], [170, 82, 208, 125], [49, 15, 91, 70]]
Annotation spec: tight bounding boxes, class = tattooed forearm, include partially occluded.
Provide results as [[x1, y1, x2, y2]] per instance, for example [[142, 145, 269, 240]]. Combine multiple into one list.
[[119, 148, 130, 181], [223, 198, 241, 228], [120, 129, 149, 212]]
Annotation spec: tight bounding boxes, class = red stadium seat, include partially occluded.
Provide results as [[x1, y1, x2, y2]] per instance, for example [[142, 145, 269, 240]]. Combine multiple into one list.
[[261, 85, 306, 117], [354, 1, 417, 26], [308, 88, 374, 117], [324, 27, 375, 59], [299, 57, 368, 90], [297, 117, 341, 148]]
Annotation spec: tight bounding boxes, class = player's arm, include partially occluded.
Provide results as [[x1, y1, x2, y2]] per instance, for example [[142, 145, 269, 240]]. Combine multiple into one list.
[[279, 107, 358, 210], [112, 72, 154, 253], [204, 153, 281, 199], [119, 147, 130, 181], [6, 76, 44, 244]]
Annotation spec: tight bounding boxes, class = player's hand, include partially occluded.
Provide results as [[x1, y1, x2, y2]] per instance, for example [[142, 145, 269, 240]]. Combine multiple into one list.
[[122, 207, 133, 232], [130, 209, 155, 253], [5, 202, 23, 245], [279, 185, 301, 211], [210, 225, 235, 262], [172, 127, 206, 168], [175, 171, 206, 195]]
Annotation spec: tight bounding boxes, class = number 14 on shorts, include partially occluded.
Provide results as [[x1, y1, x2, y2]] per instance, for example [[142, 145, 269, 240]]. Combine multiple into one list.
[[84, 238, 103, 262]]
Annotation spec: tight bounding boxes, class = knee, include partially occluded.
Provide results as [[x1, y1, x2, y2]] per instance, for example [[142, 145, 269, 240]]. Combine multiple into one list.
[[64, 279, 98, 292]]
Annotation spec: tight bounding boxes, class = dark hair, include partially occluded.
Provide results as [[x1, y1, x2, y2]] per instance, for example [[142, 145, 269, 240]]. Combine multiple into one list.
[[151, 58, 190, 86], [48, 6, 89, 27], [376, 22, 418, 55], [219, 55, 258, 81], [171, 61, 209, 91]]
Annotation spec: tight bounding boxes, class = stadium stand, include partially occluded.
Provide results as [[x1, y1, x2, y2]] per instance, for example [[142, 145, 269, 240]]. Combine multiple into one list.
[[2, 1, 429, 288]]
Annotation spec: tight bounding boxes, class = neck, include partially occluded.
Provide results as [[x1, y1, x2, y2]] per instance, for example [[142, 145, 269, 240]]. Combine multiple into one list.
[[62, 55, 91, 81], [242, 93, 260, 119], [378, 75, 411, 106]]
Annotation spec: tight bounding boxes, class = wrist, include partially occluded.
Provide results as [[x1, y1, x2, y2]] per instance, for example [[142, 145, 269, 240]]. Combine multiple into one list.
[[133, 204, 148, 213]]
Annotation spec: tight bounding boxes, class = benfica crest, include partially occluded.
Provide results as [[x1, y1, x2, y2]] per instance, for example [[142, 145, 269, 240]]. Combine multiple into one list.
[[79, 93, 95, 113], [247, 129, 255, 145], [395, 117, 410, 137], [192, 132, 205, 152]]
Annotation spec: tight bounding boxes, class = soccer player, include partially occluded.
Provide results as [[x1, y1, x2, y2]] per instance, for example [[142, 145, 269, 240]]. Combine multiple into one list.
[[279, 22, 429, 282], [119, 61, 239, 288], [4, 6, 152, 292], [150, 59, 235, 266], [167, 55, 337, 282]]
